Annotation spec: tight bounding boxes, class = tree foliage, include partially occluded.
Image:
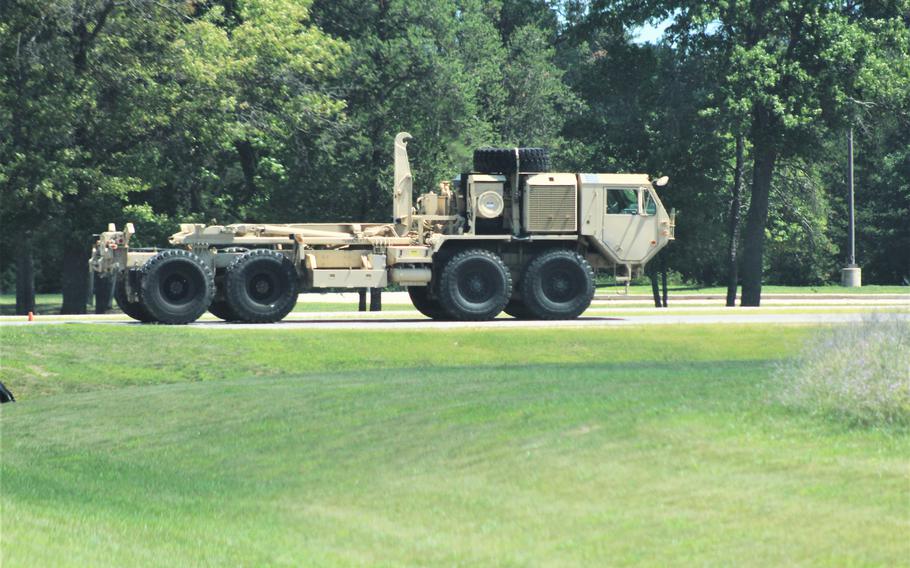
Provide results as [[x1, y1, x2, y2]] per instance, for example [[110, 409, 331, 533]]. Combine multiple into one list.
[[1, 0, 908, 311]]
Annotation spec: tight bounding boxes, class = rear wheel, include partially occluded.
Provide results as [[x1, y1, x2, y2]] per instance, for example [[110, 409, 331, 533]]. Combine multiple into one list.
[[503, 298, 535, 319], [407, 286, 450, 320], [114, 271, 156, 323], [208, 299, 239, 321], [224, 249, 299, 323], [140, 250, 214, 324], [437, 249, 511, 321], [520, 250, 594, 320]]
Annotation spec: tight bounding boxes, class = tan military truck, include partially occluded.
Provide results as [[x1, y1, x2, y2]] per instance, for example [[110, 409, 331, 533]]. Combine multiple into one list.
[[89, 133, 674, 324]]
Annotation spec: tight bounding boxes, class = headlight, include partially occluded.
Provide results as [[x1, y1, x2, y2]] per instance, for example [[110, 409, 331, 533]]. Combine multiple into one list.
[[476, 191, 504, 219]]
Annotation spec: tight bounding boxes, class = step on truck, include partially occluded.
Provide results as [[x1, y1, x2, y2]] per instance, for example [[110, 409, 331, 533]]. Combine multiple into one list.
[[89, 133, 675, 324]]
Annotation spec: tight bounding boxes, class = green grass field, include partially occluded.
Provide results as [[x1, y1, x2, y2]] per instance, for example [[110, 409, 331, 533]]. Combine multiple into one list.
[[1, 325, 908, 566]]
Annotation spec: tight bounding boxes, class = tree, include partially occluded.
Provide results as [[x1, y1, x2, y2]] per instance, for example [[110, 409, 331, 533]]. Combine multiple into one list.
[[851, 109, 910, 284], [557, 15, 734, 285], [308, 0, 577, 221], [656, 1, 910, 304], [0, 0, 346, 311], [725, 134, 745, 306]]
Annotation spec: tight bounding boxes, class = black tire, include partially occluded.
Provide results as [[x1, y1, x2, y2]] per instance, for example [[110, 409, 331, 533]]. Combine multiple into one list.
[[140, 250, 214, 325], [114, 271, 157, 323], [208, 300, 239, 321], [503, 299, 535, 319], [224, 249, 298, 323], [438, 249, 512, 321], [407, 286, 450, 320], [520, 250, 594, 320], [0, 381, 15, 403], [472, 147, 550, 174]]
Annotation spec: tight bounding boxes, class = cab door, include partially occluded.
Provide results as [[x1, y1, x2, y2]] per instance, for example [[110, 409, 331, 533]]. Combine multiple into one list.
[[600, 186, 661, 264]]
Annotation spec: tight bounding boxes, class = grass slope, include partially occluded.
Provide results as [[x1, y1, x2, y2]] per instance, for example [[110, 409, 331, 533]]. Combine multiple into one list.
[[2, 326, 908, 566]]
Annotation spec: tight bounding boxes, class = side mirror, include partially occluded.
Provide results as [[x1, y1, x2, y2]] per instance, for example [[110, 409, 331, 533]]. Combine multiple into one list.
[[654, 176, 669, 187]]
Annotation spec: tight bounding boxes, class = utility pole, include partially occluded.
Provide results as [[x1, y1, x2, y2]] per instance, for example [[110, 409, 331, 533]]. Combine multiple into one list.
[[841, 126, 861, 287]]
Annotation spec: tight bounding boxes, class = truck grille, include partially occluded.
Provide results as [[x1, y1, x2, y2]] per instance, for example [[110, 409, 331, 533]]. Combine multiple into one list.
[[525, 185, 577, 233]]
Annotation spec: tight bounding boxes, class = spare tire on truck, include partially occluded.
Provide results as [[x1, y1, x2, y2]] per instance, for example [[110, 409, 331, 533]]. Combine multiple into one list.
[[473, 147, 551, 174], [140, 250, 214, 324]]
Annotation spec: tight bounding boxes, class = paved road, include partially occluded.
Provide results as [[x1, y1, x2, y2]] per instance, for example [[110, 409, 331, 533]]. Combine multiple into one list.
[[300, 291, 909, 304], [3, 311, 907, 330]]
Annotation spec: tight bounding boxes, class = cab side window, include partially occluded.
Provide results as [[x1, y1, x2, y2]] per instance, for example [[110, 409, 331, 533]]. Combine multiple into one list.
[[606, 188, 638, 214], [642, 190, 657, 215]]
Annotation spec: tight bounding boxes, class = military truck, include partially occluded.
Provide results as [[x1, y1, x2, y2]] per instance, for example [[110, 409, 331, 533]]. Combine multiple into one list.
[[89, 133, 674, 324]]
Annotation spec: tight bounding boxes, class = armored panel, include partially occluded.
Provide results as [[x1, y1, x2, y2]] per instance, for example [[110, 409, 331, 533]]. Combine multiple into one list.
[[524, 178, 578, 233]]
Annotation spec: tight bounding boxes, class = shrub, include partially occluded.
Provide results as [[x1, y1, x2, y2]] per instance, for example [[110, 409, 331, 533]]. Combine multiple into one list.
[[776, 315, 910, 426]]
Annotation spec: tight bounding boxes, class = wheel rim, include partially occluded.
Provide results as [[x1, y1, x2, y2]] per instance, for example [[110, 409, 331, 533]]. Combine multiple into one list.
[[245, 262, 285, 306], [456, 260, 500, 304], [160, 269, 197, 306], [541, 260, 582, 304], [248, 273, 278, 303]]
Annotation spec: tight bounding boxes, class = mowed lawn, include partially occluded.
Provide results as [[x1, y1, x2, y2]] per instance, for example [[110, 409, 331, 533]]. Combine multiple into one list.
[[1, 326, 908, 566]]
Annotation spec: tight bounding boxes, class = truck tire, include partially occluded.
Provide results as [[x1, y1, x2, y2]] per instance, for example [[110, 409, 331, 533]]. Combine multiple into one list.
[[407, 286, 450, 320], [114, 271, 157, 323], [473, 147, 550, 174], [208, 300, 239, 321], [224, 249, 299, 323], [140, 250, 214, 324], [503, 299, 535, 319], [438, 249, 512, 321], [520, 250, 594, 320]]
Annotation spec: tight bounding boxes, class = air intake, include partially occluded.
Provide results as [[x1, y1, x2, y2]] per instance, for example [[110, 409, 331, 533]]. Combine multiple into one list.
[[524, 184, 577, 233]]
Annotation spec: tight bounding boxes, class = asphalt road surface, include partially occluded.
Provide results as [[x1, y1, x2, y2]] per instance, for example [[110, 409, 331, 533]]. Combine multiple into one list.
[[2, 311, 907, 330]]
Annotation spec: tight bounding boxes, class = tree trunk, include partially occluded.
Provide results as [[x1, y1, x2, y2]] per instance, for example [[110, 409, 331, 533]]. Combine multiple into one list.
[[725, 135, 745, 307], [740, 136, 777, 307], [235, 139, 258, 205], [15, 239, 36, 315], [61, 242, 89, 314]]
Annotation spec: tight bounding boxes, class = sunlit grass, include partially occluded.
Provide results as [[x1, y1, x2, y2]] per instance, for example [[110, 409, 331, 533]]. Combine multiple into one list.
[[776, 315, 910, 426], [2, 325, 908, 566]]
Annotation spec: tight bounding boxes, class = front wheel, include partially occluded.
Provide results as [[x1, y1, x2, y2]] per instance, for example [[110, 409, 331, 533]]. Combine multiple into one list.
[[520, 250, 594, 320], [437, 249, 512, 321]]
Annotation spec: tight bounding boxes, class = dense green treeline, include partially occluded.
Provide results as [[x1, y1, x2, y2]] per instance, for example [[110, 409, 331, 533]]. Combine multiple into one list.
[[1, 0, 908, 312]]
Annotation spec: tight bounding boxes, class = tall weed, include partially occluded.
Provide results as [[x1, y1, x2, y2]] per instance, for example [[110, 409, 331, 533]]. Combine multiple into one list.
[[776, 315, 910, 426]]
